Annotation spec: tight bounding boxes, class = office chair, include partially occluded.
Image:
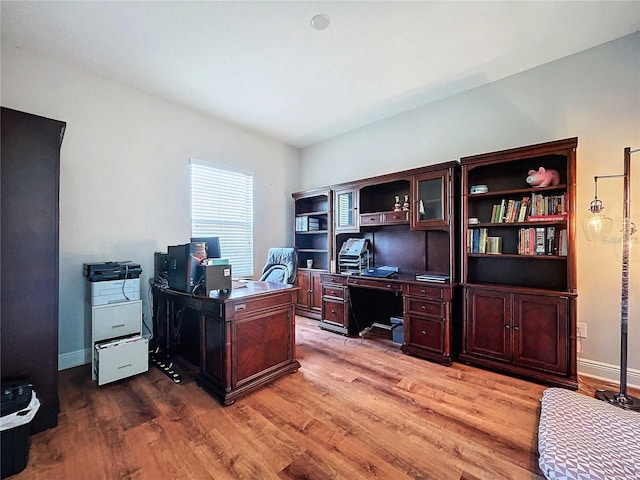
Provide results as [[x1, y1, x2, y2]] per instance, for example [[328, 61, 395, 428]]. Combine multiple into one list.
[[258, 247, 298, 284]]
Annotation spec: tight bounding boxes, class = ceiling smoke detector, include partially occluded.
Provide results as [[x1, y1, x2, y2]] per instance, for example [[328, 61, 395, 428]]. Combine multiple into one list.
[[310, 14, 330, 30]]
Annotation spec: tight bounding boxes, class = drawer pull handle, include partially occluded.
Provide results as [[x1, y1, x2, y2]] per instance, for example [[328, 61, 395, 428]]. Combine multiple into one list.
[[235, 304, 246, 311], [505, 324, 510, 329], [330, 309, 335, 314], [421, 330, 427, 335], [112, 323, 125, 329], [513, 326, 520, 331], [421, 305, 426, 310], [421, 289, 426, 294], [386, 284, 391, 288], [118, 364, 132, 370]]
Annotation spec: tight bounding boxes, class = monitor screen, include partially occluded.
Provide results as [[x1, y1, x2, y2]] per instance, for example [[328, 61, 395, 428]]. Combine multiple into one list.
[[190, 237, 221, 259]]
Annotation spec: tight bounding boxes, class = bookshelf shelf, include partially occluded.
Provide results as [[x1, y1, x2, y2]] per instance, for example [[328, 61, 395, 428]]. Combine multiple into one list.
[[468, 253, 567, 260]]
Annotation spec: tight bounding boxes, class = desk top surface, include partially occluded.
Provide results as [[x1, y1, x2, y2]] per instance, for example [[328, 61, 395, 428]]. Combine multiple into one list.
[[154, 279, 296, 302]]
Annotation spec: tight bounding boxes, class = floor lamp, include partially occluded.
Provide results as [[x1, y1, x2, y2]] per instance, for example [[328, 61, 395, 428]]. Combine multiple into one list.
[[582, 146, 639, 410]]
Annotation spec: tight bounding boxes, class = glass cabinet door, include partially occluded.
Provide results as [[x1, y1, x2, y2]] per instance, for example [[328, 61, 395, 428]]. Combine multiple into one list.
[[411, 172, 448, 229], [334, 187, 358, 232]]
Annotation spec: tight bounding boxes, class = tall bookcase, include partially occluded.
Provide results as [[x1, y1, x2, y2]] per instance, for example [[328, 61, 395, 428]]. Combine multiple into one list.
[[293, 188, 332, 319], [459, 138, 578, 389]]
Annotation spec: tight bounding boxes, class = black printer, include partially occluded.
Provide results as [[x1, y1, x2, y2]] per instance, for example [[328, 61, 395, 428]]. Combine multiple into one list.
[[83, 261, 142, 282]]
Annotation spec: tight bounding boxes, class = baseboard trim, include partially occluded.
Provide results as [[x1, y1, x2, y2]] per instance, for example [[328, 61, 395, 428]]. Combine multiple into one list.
[[58, 348, 91, 371], [578, 357, 640, 390]]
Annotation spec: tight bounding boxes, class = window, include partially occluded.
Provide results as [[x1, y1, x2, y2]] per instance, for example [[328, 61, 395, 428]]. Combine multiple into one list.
[[190, 159, 254, 277]]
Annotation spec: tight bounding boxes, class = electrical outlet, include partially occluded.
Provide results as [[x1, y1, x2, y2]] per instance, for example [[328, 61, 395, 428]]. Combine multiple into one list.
[[577, 322, 587, 339]]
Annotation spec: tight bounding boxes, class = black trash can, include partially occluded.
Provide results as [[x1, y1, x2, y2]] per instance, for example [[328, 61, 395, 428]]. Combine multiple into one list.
[[1, 382, 40, 479]]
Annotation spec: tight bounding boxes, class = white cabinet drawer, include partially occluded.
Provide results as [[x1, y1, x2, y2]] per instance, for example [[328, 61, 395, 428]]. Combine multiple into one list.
[[94, 336, 148, 386], [92, 300, 142, 342]]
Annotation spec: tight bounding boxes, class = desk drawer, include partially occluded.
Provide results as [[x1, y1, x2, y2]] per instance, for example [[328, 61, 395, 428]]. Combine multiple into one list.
[[406, 316, 445, 353], [93, 301, 142, 342], [347, 277, 402, 292], [382, 211, 409, 224], [360, 213, 383, 225], [322, 285, 345, 300], [94, 335, 148, 386], [405, 284, 444, 299], [323, 298, 346, 326], [320, 274, 346, 286], [231, 291, 294, 317], [406, 297, 444, 317]]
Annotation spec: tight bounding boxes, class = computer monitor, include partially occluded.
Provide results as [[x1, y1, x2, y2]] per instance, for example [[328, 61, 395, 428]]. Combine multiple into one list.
[[190, 236, 221, 259]]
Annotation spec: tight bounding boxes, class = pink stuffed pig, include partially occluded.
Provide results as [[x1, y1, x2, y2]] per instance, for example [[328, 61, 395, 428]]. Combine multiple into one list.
[[526, 167, 560, 187]]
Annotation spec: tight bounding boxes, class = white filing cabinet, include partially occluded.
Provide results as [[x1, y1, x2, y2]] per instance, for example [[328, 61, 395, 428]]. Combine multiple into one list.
[[88, 280, 148, 385]]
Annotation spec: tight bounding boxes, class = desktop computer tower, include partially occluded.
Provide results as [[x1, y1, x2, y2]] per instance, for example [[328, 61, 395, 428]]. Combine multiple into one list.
[[154, 252, 168, 280], [167, 243, 205, 293]]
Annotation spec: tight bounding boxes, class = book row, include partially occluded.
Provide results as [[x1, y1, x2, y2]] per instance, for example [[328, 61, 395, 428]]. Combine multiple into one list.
[[467, 226, 568, 256], [489, 193, 566, 223]]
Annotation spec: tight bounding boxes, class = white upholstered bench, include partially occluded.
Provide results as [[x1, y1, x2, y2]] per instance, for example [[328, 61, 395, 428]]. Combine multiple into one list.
[[538, 387, 640, 480]]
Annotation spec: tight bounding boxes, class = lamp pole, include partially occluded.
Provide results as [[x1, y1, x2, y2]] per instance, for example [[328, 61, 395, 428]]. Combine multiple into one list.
[[594, 147, 639, 410]]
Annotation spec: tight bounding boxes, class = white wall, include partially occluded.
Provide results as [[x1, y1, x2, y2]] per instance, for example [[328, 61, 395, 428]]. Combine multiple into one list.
[[1, 46, 299, 369], [300, 33, 640, 387]]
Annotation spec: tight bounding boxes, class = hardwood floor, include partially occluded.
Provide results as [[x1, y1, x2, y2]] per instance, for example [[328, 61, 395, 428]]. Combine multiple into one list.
[[13, 316, 636, 480]]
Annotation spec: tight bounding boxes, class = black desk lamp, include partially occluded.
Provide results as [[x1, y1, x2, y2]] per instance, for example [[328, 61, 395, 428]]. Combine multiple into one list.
[[582, 146, 639, 410]]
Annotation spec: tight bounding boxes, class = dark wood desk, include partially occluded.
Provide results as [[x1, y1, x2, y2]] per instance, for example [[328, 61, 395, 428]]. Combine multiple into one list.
[[319, 273, 457, 365], [151, 280, 300, 405]]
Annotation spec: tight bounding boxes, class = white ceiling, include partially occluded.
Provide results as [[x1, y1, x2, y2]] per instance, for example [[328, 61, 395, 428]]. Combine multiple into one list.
[[2, 1, 639, 148]]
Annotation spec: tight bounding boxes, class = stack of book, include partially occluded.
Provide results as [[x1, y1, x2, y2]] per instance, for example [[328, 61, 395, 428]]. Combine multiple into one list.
[[295, 216, 321, 232]]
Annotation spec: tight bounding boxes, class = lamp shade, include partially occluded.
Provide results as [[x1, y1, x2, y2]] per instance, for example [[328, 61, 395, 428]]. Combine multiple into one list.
[[606, 220, 639, 263], [582, 199, 613, 242]]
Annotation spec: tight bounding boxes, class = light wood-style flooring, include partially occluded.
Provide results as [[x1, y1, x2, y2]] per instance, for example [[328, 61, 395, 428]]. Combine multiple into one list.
[[13, 316, 636, 480]]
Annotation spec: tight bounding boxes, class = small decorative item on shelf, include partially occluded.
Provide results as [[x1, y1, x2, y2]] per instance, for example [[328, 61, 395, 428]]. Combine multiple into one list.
[[402, 194, 410, 211], [393, 195, 402, 212], [468, 217, 480, 225], [526, 167, 560, 187], [470, 184, 488, 194]]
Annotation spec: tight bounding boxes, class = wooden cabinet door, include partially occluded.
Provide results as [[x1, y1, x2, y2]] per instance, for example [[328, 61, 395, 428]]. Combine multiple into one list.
[[334, 187, 358, 232], [310, 271, 323, 313], [411, 171, 449, 229], [296, 270, 310, 307], [1, 108, 65, 433], [464, 287, 511, 362], [513, 293, 568, 374]]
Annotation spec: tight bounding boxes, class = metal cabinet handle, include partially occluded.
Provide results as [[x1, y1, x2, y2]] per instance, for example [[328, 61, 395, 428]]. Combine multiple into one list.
[[112, 323, 125, 329], [386, 284, 392, 288], [421, 305, 426, 310], [118, 364, 132, 370], [234, 304, 246, 311], [505, 324, 510, 329], [513, 326, 520, 331], [421, 330, 427, 335], [330, 309, 336, 314]]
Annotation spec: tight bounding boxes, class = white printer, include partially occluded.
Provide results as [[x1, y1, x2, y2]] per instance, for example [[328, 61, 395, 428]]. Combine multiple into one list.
[[86, 278, 141, 306]]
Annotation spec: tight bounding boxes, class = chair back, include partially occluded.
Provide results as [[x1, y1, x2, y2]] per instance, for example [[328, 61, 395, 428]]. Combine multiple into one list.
[[259, 247, 298, 284]]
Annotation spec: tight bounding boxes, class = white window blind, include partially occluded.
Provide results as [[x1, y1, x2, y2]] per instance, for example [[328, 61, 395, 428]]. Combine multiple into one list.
[[191, 160, 254, 277]]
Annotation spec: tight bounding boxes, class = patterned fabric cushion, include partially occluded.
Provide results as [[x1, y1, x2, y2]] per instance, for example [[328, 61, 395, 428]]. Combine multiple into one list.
[[538, 387, 640, 480]]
